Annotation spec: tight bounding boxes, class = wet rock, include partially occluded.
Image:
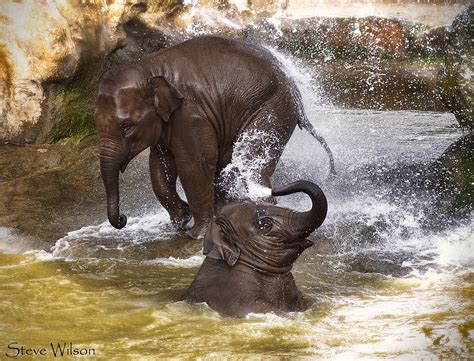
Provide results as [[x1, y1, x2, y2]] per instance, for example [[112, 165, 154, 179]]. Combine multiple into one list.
[[0, 1, 466, 144], [436, 132, 473, 219], [0, 0, 177, 144], [0, 136, 104, 243], [0, 0, 263, 144], [437, 6, 473, 129], [314, 59, 445, 111], [242, 17, 448, 111], [367, 132, 473, 229], [278, 17, 407, 60], [406, 26, 449, 58], [0, 135, 174, 246], [0, 2, 113, 142]]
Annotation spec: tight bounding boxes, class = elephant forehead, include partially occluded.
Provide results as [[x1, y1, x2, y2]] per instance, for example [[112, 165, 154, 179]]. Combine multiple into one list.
[[116, 88, 148, 118], [220, 202, 289, 218], [255, 204, 288, 218], [220, 202, 256, 223]]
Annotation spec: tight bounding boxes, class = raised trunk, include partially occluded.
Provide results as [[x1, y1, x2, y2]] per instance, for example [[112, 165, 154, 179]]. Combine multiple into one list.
[[272, 180, 327, 237], [100, 142, 127, 229]]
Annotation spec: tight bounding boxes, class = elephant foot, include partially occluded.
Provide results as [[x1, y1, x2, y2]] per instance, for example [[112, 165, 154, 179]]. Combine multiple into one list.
[[263, 195, 276, 204], [170, 203, 192, 231], [185, 223, 208, 240]]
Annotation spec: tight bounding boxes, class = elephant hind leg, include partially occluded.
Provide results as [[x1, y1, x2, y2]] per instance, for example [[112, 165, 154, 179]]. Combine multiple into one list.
[[214, 174, 228, 213], [258, 174, 276, 204], [227, 99, 297, 202]]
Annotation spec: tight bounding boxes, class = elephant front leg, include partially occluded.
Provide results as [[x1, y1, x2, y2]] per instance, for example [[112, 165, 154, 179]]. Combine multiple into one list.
[[149, 146, 191, 230], [176, 152, 217, 240]]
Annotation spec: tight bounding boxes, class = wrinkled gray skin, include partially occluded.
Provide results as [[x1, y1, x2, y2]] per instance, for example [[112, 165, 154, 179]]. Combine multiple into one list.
[[94, 35, 334, 239], [183, 180, 328, 318]]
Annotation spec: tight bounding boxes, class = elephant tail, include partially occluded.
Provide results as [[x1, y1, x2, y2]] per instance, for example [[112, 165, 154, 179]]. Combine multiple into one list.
[[298, 116, 336, 175]]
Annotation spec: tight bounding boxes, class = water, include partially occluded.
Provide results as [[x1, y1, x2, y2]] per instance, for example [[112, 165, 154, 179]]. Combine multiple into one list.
[[0, 52, 472, 358]]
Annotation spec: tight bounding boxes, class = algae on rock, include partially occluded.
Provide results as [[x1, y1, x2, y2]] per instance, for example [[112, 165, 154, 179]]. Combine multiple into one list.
[[46, 61, 104, 144]]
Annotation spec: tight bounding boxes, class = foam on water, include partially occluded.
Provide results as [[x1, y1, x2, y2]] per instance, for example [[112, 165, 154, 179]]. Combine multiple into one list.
[[145, 253, 205, 268], [51, 211, 175, 259], [400, 224, 474, 273], [59, 211, 172, 242]]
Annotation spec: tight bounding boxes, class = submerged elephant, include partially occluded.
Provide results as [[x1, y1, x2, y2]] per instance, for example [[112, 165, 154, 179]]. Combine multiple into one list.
[[95, 35, 335, 238], [183, 180, 327, 317]]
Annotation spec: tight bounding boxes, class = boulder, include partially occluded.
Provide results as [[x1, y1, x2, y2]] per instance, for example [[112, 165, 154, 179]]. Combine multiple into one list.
[[437, 6, 473, 129], [277, 16, 407, 60], [406, 26, 449, 58], [0, 0, 469, 144]]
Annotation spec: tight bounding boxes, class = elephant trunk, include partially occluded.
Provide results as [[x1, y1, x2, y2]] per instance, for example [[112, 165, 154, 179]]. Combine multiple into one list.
[[100, 139, 127, 229], [272, 180, 327, 237]]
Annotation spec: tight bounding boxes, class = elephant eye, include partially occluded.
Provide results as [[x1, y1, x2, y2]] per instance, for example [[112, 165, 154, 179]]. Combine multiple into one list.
[[257, 217, 273, 233], [120, 122, 134, 136]]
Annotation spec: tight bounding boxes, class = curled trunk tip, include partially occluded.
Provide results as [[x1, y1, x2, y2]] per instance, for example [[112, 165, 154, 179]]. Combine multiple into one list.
[[100, 146, 128, 229], [272, 180, 327, 235]]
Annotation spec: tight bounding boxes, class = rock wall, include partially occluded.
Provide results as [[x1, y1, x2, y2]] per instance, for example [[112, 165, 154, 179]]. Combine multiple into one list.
[[0, 0, 182, 143]]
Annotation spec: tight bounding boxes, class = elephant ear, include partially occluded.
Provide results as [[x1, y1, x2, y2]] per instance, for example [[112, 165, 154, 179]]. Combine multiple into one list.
[[203, 222, 241, 267], [150, 76, 184, 122]]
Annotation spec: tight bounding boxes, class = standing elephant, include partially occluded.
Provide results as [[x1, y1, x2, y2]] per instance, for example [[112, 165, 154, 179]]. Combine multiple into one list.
[[183, 180, 328, 317], [94, 35, 335, 239]]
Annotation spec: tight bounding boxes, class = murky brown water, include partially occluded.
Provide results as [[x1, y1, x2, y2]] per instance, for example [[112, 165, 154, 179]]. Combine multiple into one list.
[[1, 107, 472, 359], [0, 240, 472, 358]]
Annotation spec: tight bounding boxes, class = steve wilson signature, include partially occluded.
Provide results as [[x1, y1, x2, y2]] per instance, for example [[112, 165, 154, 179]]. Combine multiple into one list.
[[5, 342, 97, 357]]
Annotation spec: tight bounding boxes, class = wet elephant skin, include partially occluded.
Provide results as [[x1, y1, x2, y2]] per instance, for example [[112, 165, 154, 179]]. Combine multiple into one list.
[[183, 181, 328, 317], [94, 35, 333, 239]]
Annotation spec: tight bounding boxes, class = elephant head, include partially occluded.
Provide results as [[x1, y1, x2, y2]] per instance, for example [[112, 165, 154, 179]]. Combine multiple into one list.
[[203, 180, 327, 273], [94, 67, 184, 229]]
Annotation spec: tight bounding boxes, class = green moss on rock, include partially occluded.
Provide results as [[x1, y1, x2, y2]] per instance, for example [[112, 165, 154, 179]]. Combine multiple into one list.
[[47, 88, 96, 144], [406, 54, 444, 64], [47, 60, 103, 144]]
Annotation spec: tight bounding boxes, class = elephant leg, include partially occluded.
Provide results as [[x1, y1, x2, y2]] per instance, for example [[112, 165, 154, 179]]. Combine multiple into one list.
[[257, 173, 276, 204], [214, 170, 230, 213], [149, 146, 191, 230], [244, 100, 298, 203], [175, 139, 218, 240]]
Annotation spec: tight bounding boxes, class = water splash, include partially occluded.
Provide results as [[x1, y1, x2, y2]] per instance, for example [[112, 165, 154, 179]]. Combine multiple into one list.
[[51, 211, 175, 259], [218, 128, 278, 201], [145, 253, 205, 268]]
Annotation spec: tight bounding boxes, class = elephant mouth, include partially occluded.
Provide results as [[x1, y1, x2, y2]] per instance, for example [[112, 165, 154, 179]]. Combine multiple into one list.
[[284, 238, 314, 249], [120, 157, 132, 173]]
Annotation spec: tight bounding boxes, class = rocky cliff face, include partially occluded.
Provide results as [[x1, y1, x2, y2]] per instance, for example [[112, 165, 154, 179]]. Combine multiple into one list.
[[0, 0, 182, 143]]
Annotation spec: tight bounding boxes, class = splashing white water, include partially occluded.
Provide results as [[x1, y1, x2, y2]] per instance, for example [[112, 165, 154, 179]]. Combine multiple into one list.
[[51, 211, 175, 258], [219, 128, 277, 201], [145, 253, 205, 268]]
